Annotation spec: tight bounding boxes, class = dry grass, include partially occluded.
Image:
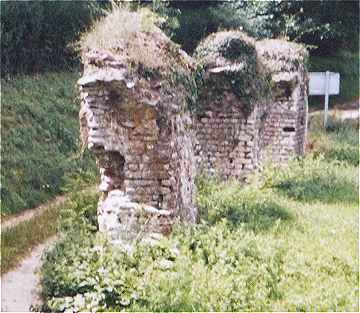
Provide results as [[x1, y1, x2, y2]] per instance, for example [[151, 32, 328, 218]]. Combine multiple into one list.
[[256, 38, 308, 73], [78, 6, 168, 71]]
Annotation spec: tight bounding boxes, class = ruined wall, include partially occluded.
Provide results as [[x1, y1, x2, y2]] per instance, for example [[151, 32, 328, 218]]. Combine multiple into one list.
[[193, 31, 308, 179], [194, 99, 264, 181], [193, 31, 265, 180], [78, 20, 198, 241], [256, 39, 308, 163], [78, 14, 308, 243]]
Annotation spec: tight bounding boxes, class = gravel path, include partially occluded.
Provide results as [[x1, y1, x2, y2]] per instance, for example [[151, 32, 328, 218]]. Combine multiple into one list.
[[1, 194, 67, 231], [1, 236, 57, 312]]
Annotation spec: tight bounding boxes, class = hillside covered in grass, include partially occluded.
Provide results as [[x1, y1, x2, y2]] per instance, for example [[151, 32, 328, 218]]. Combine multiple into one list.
[[40, 116, 359, 312], [1, 71, 96, 216]]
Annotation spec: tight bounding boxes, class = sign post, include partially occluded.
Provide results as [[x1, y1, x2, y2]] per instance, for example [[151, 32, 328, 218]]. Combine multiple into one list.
[[324, 71, 330, 127], [308, 71, 340, 127]]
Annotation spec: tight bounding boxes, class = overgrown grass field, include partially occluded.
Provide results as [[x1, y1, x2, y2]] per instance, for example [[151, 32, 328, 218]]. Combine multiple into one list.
[[40, 116, 358, 312], [1, 71, 96, 216]]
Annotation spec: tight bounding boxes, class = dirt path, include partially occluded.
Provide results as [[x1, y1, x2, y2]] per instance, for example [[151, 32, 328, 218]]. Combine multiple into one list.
[[1, 186, 97, 312], [1, 236, 57, 312], [1, 186, 96, 231], [1, 194, 68, 231]]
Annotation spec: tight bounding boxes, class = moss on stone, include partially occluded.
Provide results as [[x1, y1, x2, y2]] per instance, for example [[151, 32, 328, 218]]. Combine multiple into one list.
[[194, 31, 308, 113], [195, 31, 256, 67], [194, 31, 271, 113]]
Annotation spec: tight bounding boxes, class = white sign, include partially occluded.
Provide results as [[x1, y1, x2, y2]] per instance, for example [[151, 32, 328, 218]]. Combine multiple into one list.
[[309, 72, 340, 95], [308, 71, 340, 127]]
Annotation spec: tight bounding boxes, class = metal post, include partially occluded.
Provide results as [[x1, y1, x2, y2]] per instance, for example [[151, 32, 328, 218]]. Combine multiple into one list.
[[324, 71, 330, 127]]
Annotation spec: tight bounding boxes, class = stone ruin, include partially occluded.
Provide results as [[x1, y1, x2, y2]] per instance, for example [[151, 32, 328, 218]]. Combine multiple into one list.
[[193, 32, 308, 179], [77, 10, 308, 244]]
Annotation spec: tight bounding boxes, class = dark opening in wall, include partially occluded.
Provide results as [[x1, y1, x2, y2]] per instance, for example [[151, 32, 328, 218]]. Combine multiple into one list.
[[98, 151, 125, 191], [283, 127, 296, 132], [275, 81, 294, 99], [260, 111, 267, 122], [158, 194, 164, 208]]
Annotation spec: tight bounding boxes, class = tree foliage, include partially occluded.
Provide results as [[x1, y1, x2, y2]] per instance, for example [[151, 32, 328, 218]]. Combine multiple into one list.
[[0, 1, 102, 77], [1, 1, 358, 76], [171, 1, 359, 55]]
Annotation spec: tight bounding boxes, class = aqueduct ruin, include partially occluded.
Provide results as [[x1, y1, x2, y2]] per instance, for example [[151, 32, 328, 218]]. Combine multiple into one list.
[[78, 9, 308, 243]]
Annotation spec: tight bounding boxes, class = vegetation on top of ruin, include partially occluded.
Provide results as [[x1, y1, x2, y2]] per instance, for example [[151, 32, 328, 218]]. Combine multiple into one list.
[[194, 31, 272, 113], [256, 38, 309, 73], [79, 7, 164, 68], [195, 31, 257, 68], [78, 6, 192, 75], [78, 5, 200, 113]]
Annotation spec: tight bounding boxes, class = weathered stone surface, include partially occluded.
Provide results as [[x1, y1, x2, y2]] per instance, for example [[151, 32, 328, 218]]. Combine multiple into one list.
[[78, 22, 308, 244], [194, 31, 308, 179], [98, 189, 172, 244], [78, 12, 198, 243]]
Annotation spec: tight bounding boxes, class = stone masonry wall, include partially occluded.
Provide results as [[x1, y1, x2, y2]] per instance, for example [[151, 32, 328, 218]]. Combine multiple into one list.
[[78, 45, 197, 242], [194, 96, 264, 180], [193, 33, 308, 179], [78, 23, 308, 243], [256, 39, 308, 164]]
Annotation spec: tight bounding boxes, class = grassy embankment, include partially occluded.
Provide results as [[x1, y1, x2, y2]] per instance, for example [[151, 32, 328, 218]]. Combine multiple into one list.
[[1, 71, 97, 273], [40, 115, 359, 312], [1, 71, 96, 217], [308, 51, 359, 109]]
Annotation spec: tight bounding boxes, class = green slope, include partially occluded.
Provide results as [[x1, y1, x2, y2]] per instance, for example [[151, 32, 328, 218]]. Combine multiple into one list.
[[1, 71, 96, 216]]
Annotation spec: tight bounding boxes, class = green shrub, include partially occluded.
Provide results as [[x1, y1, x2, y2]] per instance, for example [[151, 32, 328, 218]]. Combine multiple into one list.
[[41, 188, 358, 311], [263, 155, 358, 204], [41, 216, 293, 311], [1, 71, 97, 216]]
